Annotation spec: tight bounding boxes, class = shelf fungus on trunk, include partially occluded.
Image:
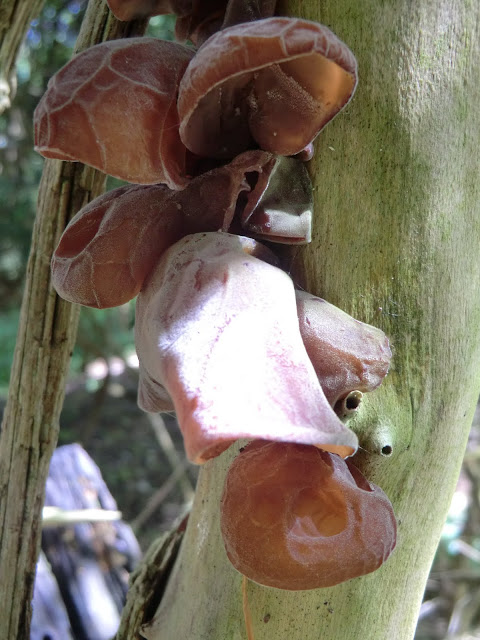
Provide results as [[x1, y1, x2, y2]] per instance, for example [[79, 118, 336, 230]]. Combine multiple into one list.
[[220, 440, 397, 590], [49, 150, 311, 309], [134, 232, 358, 463], [34, 38, 194, 189], [177, 17, 357, 158]]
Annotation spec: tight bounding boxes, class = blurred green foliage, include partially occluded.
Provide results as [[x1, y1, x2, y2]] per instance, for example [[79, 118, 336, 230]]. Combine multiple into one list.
[[0, 0, 87, 391]]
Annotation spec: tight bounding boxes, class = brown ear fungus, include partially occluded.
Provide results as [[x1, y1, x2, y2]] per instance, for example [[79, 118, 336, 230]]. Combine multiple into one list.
[[177, 17, 357, 158], [135, 232, 358, 463], [34, 38, 194, 189], [174, 0, 230, 46], [38, 4, 396, 593], [51, 184, 181, 309], [221, 440, 397, 590], [50, 150, 305, 309], [296, 290, 392, 406]]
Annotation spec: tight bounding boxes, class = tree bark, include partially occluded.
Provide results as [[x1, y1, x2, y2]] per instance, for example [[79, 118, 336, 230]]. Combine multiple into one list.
[[0, 0, 45, 112], [0, 3, 148, 638], [136, 1, 480, 639]]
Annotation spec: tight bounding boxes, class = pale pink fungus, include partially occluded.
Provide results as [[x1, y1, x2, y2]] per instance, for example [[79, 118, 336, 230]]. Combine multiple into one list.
[[34, 38, 194, 189], [221, 440, 397, 590], [296, 290, 392, 407], [135, 232, 358, 463], [178, 17, 357, 158]]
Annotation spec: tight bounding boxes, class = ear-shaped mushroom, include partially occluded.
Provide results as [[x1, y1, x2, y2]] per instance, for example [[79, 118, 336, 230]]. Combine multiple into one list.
[[135, 232, 358, 463], [138, 361, 175, 412], [51, 184, 179, 309], [221, 440, 397, 590], [178, 17, 357, 158], [296, 291, 392, 407], [50, 150, 284, 309], [34, 38, 194, 189]]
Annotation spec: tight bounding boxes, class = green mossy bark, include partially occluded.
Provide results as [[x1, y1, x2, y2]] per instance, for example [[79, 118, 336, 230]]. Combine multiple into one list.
[[144, 1, 480, 639]]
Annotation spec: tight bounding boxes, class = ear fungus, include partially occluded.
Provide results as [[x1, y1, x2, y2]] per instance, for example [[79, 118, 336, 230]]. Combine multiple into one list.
[[34, 38, 194, 189], [220, 440, 397, 590], [177, 17, 357, 158], [50, 150, 301, 309], [135, 232, 358, 463], [38, 4, 395, 593], [51, 184, 180, 309], [296, 290, 392, 406], [175, 0, 229, 46]]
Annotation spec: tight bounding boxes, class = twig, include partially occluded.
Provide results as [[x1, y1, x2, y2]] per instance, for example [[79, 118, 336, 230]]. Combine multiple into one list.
[[146, 413, 195, 502], [131, 459, 192, 533], [42, 506, 121, 527]]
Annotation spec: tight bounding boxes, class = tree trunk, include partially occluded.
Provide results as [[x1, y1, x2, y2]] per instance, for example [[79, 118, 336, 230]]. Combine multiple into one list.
[[137, 1, 480, 639], [0, 3, 148, 638], [0, 0, 45, 113]]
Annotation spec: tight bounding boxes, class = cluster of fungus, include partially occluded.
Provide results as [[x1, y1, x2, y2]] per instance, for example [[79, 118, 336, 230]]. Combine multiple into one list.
[[35, 0, 397, 593]]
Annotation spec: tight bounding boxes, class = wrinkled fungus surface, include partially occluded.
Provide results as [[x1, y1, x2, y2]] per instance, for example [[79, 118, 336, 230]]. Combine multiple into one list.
[[221, 440, 397, 590], [52, 184, 180, 308], [34, 38, 194, 188], [50, 150, 309, 308], [296, 290, 392, 406], [135, 232, 358, 463], [178, 17, 357, 158]]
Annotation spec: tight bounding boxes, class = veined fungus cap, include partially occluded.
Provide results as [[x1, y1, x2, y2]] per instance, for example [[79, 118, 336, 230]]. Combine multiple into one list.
[[221, 440, 397, 590], [178, 17, 357, 158], [34, 38, 194, 189]]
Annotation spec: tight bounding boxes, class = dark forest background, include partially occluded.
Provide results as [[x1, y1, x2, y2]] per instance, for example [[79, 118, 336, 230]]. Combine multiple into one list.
[[1, 2, 480, 638]]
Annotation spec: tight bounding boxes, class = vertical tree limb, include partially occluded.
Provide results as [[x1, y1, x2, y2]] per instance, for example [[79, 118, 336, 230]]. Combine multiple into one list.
[[0, 0, 45, 112], [0, 2, 148, 637]]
